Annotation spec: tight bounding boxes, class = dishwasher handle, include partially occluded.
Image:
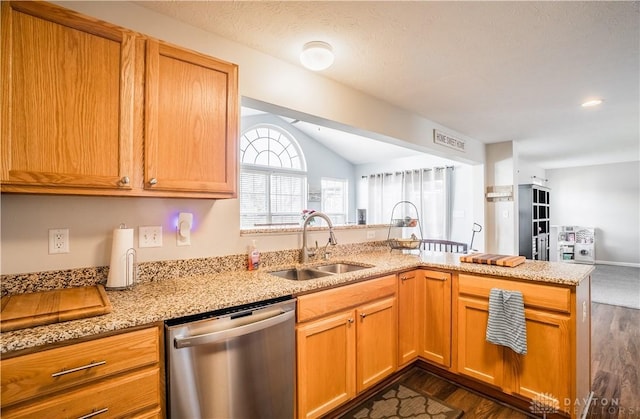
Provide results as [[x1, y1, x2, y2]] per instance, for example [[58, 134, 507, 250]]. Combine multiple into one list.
[[174, 308, 294, 349]]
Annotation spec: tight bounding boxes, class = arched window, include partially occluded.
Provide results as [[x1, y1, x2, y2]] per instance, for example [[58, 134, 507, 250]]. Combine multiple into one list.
[[240, 125, 305, 170], [240, 125, 307, 228]]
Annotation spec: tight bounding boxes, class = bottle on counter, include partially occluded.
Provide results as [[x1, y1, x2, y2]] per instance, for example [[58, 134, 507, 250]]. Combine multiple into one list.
[[248, 240, 260, 271]]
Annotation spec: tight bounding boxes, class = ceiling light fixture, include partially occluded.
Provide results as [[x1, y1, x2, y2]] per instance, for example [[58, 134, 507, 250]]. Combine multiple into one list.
[[581, 99, 604, 107], [300, 41, 334, 71]]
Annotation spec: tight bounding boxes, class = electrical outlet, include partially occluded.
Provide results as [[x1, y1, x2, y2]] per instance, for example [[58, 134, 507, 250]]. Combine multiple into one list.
[[139, 226, 163, 248], [48, 229, 69, 254]]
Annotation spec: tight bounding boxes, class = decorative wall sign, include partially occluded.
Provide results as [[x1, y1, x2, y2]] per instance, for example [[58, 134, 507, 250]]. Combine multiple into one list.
[[308, 188, 321, 202], [434, 130, 465, 152]]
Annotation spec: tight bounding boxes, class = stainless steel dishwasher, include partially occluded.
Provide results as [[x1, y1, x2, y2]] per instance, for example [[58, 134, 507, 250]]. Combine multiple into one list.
[[165, 296, 296, 419]]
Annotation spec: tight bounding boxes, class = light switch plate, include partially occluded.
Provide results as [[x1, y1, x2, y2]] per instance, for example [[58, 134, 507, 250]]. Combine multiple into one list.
[[139, 226, 162, 248]]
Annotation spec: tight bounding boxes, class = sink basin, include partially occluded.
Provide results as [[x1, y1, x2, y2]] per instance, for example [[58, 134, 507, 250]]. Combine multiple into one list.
[[269, 268, 333, 281], [314, 263, 371, 274]]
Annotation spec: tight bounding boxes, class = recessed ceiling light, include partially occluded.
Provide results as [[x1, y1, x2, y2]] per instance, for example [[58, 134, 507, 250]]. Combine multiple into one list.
[[300, 41, 334, 71], [581, 99, 604, 107]]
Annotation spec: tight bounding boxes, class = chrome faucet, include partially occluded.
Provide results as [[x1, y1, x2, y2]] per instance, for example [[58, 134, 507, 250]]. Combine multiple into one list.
[[301, 211, 338, 263]]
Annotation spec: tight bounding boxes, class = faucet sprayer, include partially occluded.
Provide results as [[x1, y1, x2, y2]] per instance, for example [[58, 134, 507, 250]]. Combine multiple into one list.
[[301, 211, 337, 263]]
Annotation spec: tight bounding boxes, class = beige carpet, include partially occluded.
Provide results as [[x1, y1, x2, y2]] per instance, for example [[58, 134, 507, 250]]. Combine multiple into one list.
[[340, 383, 463, 419], [591, 264, 640, 309]]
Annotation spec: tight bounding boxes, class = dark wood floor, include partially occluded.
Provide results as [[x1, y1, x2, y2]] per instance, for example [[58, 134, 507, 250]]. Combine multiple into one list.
[[354, 302, 640, 419], [589, 303, 640, 419], [399, 368, 531, 418]]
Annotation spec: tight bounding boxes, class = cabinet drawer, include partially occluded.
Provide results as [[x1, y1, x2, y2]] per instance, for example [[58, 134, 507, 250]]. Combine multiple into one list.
[[1, 367, 160, 419], [1, 327, 159, 407], [458, 274, 571, 313], [297, 275, 397, 322]]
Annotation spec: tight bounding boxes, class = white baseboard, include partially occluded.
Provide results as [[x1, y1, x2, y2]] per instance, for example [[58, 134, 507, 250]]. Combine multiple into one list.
[[595, 260, 640, 268]]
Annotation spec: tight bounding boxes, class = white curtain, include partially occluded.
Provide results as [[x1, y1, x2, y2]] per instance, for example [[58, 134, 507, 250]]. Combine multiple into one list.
[[364, 167, 453, 239]]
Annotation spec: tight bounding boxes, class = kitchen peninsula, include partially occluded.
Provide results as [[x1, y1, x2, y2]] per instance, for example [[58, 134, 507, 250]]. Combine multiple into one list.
[[1, 246, 593, 419]]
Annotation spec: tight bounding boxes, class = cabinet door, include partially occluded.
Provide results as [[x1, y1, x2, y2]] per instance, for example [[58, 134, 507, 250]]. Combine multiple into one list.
[[397, 271, 419, 366], [1, 1, 135, 192], [356, 296, 397, 392], [144, 40, 238, 196], [506, 309, 570, 413], [296, 310, 356, 419], [420, 270, 452, 367], [456, 296, 504, 388]]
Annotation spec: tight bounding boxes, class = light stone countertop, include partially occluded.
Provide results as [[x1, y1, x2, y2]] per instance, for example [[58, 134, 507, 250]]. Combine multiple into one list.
[[0, 250, 593, 354]]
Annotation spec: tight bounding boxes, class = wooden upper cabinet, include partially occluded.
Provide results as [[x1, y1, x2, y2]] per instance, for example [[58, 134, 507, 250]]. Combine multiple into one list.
[[144, 40, 238, 197], [1, 1, 136, 192], [1, 1, 239, 198]]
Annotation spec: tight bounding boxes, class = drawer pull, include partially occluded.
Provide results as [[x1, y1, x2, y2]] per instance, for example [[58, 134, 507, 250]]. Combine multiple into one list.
[[51, 360, 106, 378], [77, 407, 108, 419]]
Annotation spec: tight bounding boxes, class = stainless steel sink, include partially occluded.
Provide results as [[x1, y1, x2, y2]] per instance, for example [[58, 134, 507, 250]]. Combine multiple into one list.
[[269, 268, 333, 281], [314, 263, 371, 274], [269, 262, 372, 280]]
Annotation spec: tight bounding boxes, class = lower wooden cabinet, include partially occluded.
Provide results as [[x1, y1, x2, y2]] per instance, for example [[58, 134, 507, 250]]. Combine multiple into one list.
[[296, 310, 356, 419], [2, 368, 161, 419], [356, 296, 397, 391], [456, 295, 504, 387], [397, 270, 420, 366], [455, 273, 579, 416], [397, 269, 452, 368], [419, 270, 452, 367], [296, 275, 397, 419], [0, 325, 163, 419]]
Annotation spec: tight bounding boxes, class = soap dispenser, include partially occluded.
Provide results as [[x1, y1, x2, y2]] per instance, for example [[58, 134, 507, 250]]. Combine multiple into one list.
[[248, 240, 260, 271]]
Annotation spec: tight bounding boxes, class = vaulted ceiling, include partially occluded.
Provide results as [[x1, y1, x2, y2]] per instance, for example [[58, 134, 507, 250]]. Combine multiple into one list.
[[137, 1, 640, 169]]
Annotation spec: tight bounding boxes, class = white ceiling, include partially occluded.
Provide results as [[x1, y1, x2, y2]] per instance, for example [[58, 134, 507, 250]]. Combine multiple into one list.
[[136, 1, 640, 169]]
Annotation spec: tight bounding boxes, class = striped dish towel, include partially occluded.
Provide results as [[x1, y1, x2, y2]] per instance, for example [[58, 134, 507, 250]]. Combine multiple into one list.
[[486, 288, 527, 354]]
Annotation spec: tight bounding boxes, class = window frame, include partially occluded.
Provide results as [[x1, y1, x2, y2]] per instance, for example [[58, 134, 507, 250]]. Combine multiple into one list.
[[321, 177, 349, 225], [239, 124, 308, 229]]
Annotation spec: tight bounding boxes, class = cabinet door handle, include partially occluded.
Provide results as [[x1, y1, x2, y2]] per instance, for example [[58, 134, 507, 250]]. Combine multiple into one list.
[[149, 178, 158, 186], [347, 318, 354, 324], [120, 176, 130, 185], [400, 275, 408, 281], [51, 360, 106, 378], [77, 407, 108, 419], [360, 313, 367, 319]]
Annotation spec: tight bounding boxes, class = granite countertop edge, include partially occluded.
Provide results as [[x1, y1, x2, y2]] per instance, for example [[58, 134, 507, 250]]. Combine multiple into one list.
[[0, 251, 593, 354]]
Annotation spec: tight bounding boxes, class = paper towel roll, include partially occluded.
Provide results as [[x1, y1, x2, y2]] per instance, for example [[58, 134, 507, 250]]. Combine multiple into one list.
[[107, 226, 135, 289]]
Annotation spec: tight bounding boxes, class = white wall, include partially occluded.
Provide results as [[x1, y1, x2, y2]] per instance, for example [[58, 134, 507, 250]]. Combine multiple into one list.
[[484, 142, 518, 254], [547, 161, 640, 266], [1, 1, 486, 275], [517, 158, 548, 185]]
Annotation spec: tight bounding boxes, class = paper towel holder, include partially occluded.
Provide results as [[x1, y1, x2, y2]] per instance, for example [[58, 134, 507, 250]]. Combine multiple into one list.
[[106, 224, 137, 290], [124, 247, 137, 288]]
